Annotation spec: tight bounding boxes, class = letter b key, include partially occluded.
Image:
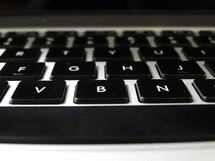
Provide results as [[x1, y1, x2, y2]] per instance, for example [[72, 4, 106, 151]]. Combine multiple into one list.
[[74, 80, 128, 104]]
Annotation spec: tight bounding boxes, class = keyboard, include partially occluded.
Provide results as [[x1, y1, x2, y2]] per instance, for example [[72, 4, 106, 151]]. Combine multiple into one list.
[[1, 28, 215, 143]]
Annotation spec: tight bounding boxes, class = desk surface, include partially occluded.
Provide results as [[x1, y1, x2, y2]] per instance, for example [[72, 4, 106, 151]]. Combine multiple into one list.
[[0, 142, 215, 161]]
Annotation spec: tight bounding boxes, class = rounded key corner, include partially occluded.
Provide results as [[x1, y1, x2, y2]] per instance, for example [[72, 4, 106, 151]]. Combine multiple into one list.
[[186, 97, 193, 103], [73, 93, 83, 104], [49, 75, 55, 80], [105, 74, 109, 80], [9, 99, 16, 104], [73, 97, 79, 104], [122, 97, 129, 104]]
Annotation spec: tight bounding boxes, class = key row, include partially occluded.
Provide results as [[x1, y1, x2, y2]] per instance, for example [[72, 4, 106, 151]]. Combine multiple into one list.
[[0, 61, 213, 80], [3, 30, 215, 37], [3, 47, 215, 62], [3, 35, 215, 48], [1, 79, 215, 104]]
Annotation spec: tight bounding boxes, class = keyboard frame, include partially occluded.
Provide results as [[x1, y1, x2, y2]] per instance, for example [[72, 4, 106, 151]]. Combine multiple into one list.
[[0, 27, 215, 160], [0, 29, 214, 107]]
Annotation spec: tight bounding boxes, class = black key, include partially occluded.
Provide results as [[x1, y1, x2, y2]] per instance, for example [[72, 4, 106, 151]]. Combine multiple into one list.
[[46, 47, 85, 62], [194, 36, 215, 47], [161, 30, 193, 36], [32, 37, 67, 47], [6, 32, 39, 37], [0, 37, 27, 48], [205, 61, 215, 77], [115, 36, 149, 47], [193, 79, 215, 102], [199, 31, 215, 36], [156, 61, 206, 79], [0, 63, 45, 80], [84, 31, 116, 36], [183, 47, 215, 60], [0, 80, 9, 102], [123, 31, 155, 36], [45, 31, 77, 37], [50, 62, 97, 80], [74, 79, 129, 104], [73, 36, 108, 47], [0, 48, 41, 62], [135, 79, 192, 103], [195, 36, 215, 46], [139, 47, 180, 60], [155, 36, 191, 47], [106, 61, 151, 79], [94, 47, 133, 61], [10, 80, 67, 104]]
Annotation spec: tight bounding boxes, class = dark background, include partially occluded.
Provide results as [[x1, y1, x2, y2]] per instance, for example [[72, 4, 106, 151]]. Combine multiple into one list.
[[0, 0, 215, 12]]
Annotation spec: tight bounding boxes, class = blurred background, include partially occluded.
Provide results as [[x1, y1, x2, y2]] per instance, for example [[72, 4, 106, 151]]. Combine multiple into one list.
[[0, 0, 214, 12]]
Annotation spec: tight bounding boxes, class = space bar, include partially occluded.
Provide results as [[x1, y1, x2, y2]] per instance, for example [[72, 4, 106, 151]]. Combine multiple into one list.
[[0, 105, 215, 143]]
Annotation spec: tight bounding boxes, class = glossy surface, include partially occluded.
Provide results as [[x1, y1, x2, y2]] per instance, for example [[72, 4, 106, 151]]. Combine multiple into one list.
[[0, 105, 215, 143]]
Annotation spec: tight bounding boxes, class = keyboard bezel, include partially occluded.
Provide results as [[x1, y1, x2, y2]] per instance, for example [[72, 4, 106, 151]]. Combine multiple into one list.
[[0, 28, 215, 145], [0, 104, 215, 144]]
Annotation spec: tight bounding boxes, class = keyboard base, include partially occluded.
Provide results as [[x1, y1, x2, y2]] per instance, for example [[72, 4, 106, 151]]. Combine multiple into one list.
[[1, 105, 215, 144]]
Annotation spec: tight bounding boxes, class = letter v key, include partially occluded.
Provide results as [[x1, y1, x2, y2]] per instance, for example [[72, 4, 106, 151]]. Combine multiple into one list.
[[35, 87, 46, 93], [108, 50, 116, 55]]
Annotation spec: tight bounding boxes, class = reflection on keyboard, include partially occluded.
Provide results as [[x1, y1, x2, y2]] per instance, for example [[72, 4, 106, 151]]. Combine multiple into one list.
[[1, 30, 215, 105]]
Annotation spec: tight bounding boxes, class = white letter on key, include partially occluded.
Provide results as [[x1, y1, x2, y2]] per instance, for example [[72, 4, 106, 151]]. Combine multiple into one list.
[[18, 67, 27, 72], [35, 87, 46, 93], [156, 85, 169, 92], [122, 65, 133, 71], [69, 66, 79, 71], [97, 86, 106, 93]]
